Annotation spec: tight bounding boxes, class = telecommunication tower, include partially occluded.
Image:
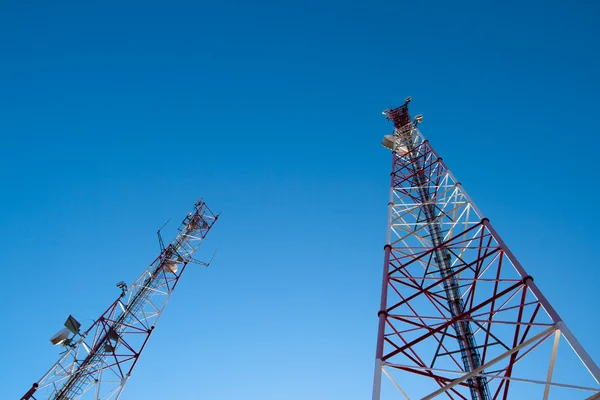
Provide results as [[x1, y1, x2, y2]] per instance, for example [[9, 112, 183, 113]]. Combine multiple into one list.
[[21, 198, 218, 400], [372, 98, 600, 399]]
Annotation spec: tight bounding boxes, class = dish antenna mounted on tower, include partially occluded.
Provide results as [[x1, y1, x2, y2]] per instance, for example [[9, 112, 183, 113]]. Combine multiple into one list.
[[48, 315, 81, 347], [21, 197, 218, 400], [372, 98, 600, 399]]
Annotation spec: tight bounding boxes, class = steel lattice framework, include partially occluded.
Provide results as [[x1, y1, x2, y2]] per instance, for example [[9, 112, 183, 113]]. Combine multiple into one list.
[[372, 99, 600, 399], [22, 198, 218, 400]]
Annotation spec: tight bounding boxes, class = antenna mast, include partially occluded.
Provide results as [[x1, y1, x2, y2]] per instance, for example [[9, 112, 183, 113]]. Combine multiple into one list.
[[372, 99, 600, 399], [22, 198, 218, 400]]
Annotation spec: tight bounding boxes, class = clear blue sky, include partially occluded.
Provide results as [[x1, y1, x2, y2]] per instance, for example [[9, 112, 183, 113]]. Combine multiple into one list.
[[1, 0, 599, 398]]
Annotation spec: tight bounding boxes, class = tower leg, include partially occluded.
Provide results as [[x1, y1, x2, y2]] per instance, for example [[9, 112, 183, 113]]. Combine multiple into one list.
[[372, 358, 383, 400], [373, 158, 395, 400]]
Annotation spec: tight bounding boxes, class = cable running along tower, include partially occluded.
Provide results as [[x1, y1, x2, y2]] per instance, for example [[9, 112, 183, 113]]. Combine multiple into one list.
[[372, 99, 600, 399], [22, 198, 218, 400]]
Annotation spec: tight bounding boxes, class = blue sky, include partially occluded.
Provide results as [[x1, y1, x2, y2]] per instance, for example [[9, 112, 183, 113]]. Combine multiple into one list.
[[1, 0, 599, 398]]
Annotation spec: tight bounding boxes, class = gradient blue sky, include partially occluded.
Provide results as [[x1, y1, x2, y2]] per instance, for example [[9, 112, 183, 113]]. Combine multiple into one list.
[[1, 1, 599, 399]]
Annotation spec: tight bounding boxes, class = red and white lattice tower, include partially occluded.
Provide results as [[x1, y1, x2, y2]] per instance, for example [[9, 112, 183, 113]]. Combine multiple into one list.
[[21, 198, 217, 400], [372, 98, 600, 399]]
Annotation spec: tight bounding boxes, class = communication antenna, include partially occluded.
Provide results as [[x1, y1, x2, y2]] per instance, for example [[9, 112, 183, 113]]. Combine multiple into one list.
[[21, 197, 218, 400], [372, 98, 600, 399]]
